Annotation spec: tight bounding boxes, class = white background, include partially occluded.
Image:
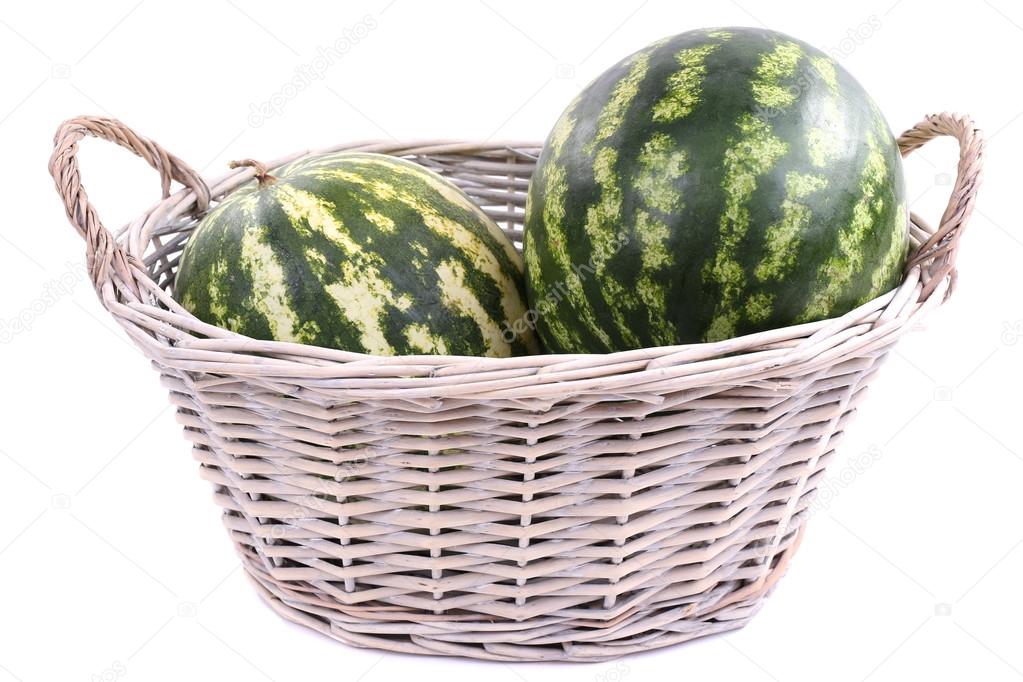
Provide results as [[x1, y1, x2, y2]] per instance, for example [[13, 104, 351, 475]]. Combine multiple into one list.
[[1, 1, 1020, 680]]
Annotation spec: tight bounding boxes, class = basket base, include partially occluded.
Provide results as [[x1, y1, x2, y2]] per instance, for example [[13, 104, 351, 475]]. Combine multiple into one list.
[[238, 526, 804, 663]]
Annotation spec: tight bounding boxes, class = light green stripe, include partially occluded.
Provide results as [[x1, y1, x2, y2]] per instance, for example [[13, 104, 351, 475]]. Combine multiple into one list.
[[866, 200, 908, 300], [548, 105, 577, 158], [651, 43, 719, 123], [704, 113, 788, 342], [238, 226, 309, 343], [800, 133, 889, 321], [538, 162, 608, 350], [810, 56, 838, 94], [630, 132, 688, 346], [585, 147, 624, 271], [201, 258, 231, 326], [634, 132, 688, 214], [584, 52, 650, 155], [745, 292, 773, 324], [584, 147, 640, 349], [435, 259, 511, 357], [806, 55, 844, 168], [754, 171, 829, 282], [532, 104, 606, 351], [634, 210, 674, 345], [751, 41, 803, 109], [403, 322, 449, 354]]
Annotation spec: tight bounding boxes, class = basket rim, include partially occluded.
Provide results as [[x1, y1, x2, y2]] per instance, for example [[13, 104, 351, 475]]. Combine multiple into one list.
[[49, 116, 983, 401]]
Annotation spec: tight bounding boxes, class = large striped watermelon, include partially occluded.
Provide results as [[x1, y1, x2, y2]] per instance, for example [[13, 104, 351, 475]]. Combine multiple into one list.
[[175, 153, 539, 357], [523, 27, 908, 352]]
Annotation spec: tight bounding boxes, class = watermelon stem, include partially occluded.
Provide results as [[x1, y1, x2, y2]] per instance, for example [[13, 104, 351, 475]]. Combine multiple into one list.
[[228, 158, 277, 188]]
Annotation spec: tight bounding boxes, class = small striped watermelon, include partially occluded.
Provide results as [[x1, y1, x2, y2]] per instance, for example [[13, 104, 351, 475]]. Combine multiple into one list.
[[523, 27, 909, 352], [175, 153, 539, 357]]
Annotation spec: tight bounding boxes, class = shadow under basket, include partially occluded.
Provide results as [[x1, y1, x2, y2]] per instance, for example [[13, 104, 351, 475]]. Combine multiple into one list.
[[49, 113, 982, 662]]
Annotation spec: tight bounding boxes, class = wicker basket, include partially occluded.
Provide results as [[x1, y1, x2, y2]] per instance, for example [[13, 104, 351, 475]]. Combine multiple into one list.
[[49, 113, 982, 662]]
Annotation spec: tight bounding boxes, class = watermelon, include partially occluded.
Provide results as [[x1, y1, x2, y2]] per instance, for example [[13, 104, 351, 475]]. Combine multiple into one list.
[[175, 153, 539, 357], [523, 27, 908, 353]]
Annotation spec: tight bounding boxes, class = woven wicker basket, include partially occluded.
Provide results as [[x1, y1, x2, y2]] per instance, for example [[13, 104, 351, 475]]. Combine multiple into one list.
[[49, 113, 982, 662]]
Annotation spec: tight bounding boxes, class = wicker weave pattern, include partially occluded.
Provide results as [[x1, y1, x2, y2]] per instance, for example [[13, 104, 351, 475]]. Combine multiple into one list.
[[49, 114, 982, 662]]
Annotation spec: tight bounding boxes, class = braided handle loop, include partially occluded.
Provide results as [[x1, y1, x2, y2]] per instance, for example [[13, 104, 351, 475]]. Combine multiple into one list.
[[48, 116, 211, 292], [897, 112, 983, 301]]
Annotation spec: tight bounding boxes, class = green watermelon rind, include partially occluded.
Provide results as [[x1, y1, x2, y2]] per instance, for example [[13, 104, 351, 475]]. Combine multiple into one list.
[[524, 27, 908, 354], [175, 152, 539, 358]]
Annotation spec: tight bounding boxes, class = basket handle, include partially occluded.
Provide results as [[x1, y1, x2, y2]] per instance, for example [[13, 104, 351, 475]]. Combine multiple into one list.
[[48, 116, 211, 292], [897, 112, 983, 301]]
